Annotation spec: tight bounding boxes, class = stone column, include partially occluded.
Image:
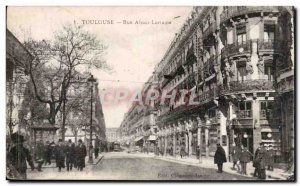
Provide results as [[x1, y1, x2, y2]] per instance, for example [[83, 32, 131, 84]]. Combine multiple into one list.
[[205, 126, 209, 157], [252, 99, 261, 153], [188, 130, 192, 156], [173, 124, 176, 157], [184, 121, 189, 154], [197, 117, 202, 160]]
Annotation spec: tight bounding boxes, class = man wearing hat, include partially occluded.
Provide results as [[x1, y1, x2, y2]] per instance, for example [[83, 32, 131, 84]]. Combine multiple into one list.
[[214, 143, 227, 173], [255, 143, 268, 179], [65, 139, 75, 171], [8, 133, 35, 179], [75, 139, 87, 171], [55, 139, 66, 172]]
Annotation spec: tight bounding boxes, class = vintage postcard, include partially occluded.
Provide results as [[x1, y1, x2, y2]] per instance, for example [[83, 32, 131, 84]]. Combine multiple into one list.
[[6, 6, 295, 181]]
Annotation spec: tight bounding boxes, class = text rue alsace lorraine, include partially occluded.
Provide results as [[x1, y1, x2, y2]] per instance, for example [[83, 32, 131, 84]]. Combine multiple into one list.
[[81, 19, 172, 25]]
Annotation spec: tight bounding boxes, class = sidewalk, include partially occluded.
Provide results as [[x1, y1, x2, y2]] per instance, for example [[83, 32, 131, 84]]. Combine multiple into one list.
[[151, 154, 291, 180], [27, 155, 104, 179]]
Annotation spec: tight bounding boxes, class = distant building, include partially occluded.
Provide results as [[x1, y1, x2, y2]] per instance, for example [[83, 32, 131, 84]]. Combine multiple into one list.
[[106, 128, 120, 142]]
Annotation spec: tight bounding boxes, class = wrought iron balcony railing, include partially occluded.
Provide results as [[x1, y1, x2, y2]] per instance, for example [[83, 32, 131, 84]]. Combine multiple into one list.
[[257, 39, 284, 52], [220, 6, 280, 23], [236, 110, 252, 119], [221, 40, 252, 58], [219, 79, 274, 95]]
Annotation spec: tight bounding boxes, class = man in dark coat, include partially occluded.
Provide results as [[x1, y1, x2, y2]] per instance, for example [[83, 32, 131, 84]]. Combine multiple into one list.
[[65, 139, 75, 171], [94, 136, 100, 159], [231, 143, 241, 172], [75, 139, 87, 171], [253, 146, 261, 177], [239, 146, 253, 175], [34, 140, 45, 171], [55, 139, 65, 172], [214, 143, 227, 173], [267, 146, 275, 171], [44, 141, 51, 165], [255, 143, 268, 179], [8, 133, 35, 179]]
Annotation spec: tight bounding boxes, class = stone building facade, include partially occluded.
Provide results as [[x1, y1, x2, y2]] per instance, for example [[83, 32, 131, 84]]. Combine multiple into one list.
[[119, 6, 294, 162]]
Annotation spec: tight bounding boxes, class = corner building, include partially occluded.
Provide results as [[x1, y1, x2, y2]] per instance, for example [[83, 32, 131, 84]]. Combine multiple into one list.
[[120, 6, 294, 163]]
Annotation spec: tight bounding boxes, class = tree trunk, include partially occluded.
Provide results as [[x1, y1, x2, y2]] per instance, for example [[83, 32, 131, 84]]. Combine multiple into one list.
[[61, 98, 66, 141], [48, 103, 56, 125]]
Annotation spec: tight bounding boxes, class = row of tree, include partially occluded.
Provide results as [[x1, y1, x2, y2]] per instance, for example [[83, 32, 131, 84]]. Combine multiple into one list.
[[18, 24, 110, 141]]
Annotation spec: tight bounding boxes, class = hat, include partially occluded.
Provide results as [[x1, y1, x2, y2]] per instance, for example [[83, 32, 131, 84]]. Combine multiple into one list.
[[11, 132, 25, 143], [68, 139, 72, 143], [78, 139, 83, 143]]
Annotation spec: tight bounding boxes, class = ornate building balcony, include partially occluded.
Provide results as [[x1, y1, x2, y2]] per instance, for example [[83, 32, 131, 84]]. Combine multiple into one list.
[[198, 86, 219, 105], [236, 110, 252, 119], [219, 79, 274, 95], [202, 21, 218, 39], [221, 40, 251, 59], [203, 55, 217, 79], [220, 6, 281, 23], [257, 39, 285, 54]]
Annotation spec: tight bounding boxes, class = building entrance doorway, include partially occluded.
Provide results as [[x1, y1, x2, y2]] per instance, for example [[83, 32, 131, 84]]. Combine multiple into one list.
[[234, 129, 253, 153]]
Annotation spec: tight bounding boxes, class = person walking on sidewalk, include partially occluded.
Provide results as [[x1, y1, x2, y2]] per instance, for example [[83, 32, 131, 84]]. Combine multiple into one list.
[[239, 146, 253, 175], [231, 143, 241, 172], [253, 146, 261, 177], [255, 143, 268, 179], [55, 139, 66, 172], [44, 141, 51, 165], [180, 145, 185, 158], [75, 139, 87, 171], [94, 136, 100, 159], [266, 146, 275, 171], [8, 133, 35, 179], [34, 140, 45, 172], [214, 143, 227, 173], [65, 139, 75, 171]]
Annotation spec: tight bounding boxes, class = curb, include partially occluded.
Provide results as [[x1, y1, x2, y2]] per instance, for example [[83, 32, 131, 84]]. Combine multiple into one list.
[[152, 156, 286, 180]]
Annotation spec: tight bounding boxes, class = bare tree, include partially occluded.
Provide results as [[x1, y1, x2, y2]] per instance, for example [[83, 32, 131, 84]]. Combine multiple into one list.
[[24, 24, 109, 129]]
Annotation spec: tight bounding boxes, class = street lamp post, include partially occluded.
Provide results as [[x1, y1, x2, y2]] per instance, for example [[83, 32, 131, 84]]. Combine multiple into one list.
[[87, 74, 96, 164]]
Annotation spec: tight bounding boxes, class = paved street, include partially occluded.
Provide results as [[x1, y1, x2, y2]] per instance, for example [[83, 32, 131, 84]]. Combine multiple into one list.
[[27, 152, 255, 180]]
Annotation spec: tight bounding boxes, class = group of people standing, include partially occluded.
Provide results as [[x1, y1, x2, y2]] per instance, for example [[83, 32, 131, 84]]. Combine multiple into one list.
[[54, 139, 87, 172], [230, 142, 275, 179], [7, 132, 89, 179]]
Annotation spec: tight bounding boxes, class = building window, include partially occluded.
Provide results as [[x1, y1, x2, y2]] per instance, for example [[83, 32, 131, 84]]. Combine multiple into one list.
[[236, 25, 247, 44], [264, 24, 275, 41], [237, 65, 247, 82], [260, 101, 273, 118], [237, 101, 252, 118], [264, 65, 274, 81]]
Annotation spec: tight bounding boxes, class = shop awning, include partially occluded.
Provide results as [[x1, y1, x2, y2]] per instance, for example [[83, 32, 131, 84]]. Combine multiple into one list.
[[148, 135, 158, 141], [134, 136, 144, 142]]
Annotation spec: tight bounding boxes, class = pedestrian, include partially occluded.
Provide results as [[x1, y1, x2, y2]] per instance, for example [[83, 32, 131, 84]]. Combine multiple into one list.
[[253, 146, 261, 177], [44, 141, 51, 165], [255, 143, 268, 179], [231, 143, 241, 172], [267, 146, 275, 171], [214, 143, 227, 173], [239, 146, 253, 175], [65, 139, 75, 171], [196, 145, 200, 159], [34, 140, 45, 172], [180, 145, 185, 158], [94, 136, 100, 159], [55, 139, 65, 172], [8, 133, 35, 179], [75, 139, 87, 171]]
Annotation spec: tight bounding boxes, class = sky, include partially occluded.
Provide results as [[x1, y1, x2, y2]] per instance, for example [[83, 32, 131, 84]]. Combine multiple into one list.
[[7, 6, 192, 128]]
